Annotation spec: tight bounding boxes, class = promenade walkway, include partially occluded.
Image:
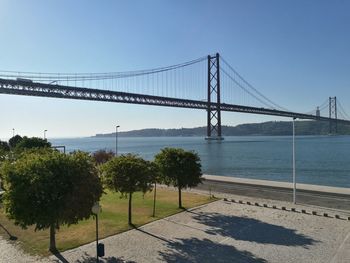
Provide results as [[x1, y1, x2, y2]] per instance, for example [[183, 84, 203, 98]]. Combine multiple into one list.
[[198, 175, 350, 211]]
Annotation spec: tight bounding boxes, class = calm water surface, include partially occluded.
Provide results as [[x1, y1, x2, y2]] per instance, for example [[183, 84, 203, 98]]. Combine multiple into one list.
[[50, 136, 350, 188]]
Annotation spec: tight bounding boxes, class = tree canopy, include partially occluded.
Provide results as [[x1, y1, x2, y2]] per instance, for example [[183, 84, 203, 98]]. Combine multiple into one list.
[[9, 135, 22, 148], [155, 148, 202, 208], [1, 150, 103, 252], [0, 140, 10, 152], [101, 154, 154, 225], [15, 136, 51, 150], [0, 143, 9, 163]]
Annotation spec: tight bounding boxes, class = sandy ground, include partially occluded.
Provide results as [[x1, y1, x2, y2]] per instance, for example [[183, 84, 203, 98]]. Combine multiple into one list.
[[1, 189, 349, 263]]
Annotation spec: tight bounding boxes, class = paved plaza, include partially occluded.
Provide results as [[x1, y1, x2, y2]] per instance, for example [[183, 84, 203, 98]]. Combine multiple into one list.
[[51, 199, 350, 263]]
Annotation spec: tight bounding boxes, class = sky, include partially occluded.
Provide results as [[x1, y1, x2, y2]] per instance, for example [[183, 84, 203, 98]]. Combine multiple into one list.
[[0, 0, 349, 138]]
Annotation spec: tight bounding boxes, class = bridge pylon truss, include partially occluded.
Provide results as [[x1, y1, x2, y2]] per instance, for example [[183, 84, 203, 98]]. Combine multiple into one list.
[[329, 97, 337, 134], [206, 53, 223, 140]]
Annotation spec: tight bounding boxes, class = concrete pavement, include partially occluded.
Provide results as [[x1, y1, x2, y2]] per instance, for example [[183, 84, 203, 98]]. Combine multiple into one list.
[[197, 175, 350, 211]]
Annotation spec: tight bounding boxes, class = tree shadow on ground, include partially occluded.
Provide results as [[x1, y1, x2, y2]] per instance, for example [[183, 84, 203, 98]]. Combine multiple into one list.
[[0, 223, 17, 240], [136, 227, 266, 263], [52, 251, 136, 263], [187, 210, 318, 247], [158, 237, 267, 263], [51, 252, 69, 263]]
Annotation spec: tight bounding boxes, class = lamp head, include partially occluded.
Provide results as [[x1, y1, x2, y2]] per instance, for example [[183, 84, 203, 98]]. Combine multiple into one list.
[[92, 202, 101, 215]]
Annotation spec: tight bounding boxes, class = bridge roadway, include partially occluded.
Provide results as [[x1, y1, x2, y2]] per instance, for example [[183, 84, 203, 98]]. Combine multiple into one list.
[[196, 175, 350, 211], [1, 78, 350, 124]]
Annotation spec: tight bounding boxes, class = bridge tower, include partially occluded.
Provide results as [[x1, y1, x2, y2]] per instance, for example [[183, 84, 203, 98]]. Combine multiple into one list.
[[206, 53, 223, 140], [329, 96, 337, 134]]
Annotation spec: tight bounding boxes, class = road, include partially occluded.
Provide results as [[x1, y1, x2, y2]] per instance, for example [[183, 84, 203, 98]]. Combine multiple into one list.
[[196, 179, 350, 211]]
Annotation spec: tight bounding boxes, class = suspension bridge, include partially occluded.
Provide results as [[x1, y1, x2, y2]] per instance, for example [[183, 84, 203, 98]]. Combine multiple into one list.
[[0, 53, 349, 139]]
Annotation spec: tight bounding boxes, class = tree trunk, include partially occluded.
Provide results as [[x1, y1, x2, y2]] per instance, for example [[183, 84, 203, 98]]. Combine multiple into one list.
[[178, 186, 182, 209], [152, 182, 157, 217], [128, 192, 132, 225], [49, 223, 56, 253]]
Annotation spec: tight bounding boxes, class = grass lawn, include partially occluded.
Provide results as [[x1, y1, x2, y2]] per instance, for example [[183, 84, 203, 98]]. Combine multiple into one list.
[[0, 187, 215, 256]]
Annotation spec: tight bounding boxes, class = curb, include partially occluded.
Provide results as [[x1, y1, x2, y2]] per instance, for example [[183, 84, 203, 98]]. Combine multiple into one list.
[[224, 198, 350, 221]]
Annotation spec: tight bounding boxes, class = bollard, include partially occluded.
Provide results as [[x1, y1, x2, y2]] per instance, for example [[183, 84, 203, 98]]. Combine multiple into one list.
[[335, 215, 340, 219], [263, 204, 268, 207], [272, 205, 277, 209], [254, 202, 259, 206], [97, 243, 105, 257], [231, 199, 235, 203], [312, 211, 317, 215], [224, 198, 228, 201], [302, 209, 306, 214], [282, 206, 286, 210], [247, 201, 251, 205], [291, 208, 296, 212], [323, 213, 328, 217], [348, 216, 350, 221], [239, 200, 243, 204]]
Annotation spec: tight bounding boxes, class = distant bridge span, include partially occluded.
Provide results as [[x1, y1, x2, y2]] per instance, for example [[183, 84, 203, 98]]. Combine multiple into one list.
[[1, 78, 349, 125], [1, 53, 349, 138]]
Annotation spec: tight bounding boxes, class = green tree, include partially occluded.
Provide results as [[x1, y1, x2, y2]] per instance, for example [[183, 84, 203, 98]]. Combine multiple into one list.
[[0, 142, 11, 188], [15, 136, 51, 150], [101, 154, 153, 225], [0, 149, 8, 163], [155, 148, 202, 208], [1, 151, 102, 252], [9, 135, 22, 148], [0, 141, 10, 152]]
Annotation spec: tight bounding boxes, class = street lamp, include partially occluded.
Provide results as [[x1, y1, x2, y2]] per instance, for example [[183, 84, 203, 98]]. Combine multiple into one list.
[[292, 117, 296, 204], [44, 130, 48, 140], [12, 128, 15, 137], [92, 202, 103, 263], [115, 125, 120, 156]]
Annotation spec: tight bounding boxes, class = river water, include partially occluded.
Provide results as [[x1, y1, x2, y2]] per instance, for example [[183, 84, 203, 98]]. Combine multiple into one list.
[[49, 135, 350, 188]]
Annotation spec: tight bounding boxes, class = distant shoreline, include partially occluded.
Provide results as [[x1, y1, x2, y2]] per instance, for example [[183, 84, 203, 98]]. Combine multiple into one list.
[[92, 120, 350, 138]]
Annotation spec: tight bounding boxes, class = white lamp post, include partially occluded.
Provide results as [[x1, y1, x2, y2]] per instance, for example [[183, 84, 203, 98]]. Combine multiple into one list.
[[44, 129, 48, 140], [115, 125, 120, 156], [292, 117, 296, 204]]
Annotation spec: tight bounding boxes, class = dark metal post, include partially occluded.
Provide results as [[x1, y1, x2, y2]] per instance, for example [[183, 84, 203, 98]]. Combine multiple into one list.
[[96, 214, 99, 263], [207, 55, 211, 138], [152, 182, 157, 217]]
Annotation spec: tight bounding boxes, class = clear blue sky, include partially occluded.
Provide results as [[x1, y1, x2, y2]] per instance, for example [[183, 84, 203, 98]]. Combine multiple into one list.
[[1, 0, 349, 138]]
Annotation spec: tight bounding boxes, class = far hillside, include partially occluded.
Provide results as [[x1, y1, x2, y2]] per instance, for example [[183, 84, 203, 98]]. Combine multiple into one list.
[[94, 121, 350, 137]]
